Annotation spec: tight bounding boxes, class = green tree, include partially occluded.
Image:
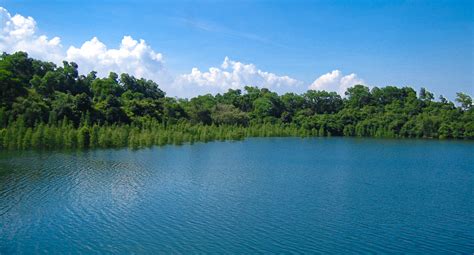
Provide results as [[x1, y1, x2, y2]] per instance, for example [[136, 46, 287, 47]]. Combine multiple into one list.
[[345, 85, 372, 108], [456, 92, 472, 111]]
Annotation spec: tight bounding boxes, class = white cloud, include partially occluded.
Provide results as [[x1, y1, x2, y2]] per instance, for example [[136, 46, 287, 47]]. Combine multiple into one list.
[[0, 7, 168, 85], [0, 7, 63, 62], [173, 57, 301, 97], [66, 36, 166, 83], [309, 70, 365, 95]]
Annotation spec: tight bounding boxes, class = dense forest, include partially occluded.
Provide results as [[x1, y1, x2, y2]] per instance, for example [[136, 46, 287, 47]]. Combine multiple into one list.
[[0, 52, 472, 150]]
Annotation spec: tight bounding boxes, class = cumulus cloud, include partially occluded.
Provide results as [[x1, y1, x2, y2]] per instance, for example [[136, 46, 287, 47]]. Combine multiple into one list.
[[0, 7, 168, 85], [174, 57, 301, 97], [309, 70, 365, 95], [0, 7, 63, 62], [66, 36, 166, 83]]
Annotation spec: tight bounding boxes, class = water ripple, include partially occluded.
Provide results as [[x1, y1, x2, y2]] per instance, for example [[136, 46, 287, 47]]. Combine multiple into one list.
[[0, 138, 473, 253]]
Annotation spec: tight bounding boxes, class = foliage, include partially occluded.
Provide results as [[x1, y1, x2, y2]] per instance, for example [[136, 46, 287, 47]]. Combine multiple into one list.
[[0, 52, 472, 150]]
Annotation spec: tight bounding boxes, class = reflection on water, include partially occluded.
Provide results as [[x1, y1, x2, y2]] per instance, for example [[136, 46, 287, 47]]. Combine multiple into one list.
[[0, 138, 473, 253]]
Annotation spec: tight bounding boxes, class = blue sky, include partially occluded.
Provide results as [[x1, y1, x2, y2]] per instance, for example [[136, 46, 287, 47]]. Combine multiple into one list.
[[1, 0, 473, 98]]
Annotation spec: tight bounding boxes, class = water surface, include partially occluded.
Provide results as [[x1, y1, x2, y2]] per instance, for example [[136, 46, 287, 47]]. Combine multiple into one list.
[[1, 138, 473, 253]]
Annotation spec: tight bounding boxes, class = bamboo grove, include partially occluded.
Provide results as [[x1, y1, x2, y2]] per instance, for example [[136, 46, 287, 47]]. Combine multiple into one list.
[[0, 52, 473, 150]]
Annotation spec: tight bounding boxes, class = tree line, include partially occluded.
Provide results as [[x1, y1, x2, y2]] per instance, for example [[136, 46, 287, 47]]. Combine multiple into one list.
[[0, 52, 472, 150]]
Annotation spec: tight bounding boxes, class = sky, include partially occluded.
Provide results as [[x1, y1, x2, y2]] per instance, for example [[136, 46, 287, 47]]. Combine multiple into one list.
[[1, 0, 473, 99]]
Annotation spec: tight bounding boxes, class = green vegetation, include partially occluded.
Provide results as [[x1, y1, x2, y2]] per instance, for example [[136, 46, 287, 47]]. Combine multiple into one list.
[[0, 52, 472, 150]]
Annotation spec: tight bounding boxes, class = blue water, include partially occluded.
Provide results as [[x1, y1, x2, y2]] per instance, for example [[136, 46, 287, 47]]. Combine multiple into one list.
[[0, 138, 473, 253]]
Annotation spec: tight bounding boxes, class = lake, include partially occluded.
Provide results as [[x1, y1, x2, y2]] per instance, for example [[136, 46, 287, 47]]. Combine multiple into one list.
[[0, 138, 473, 253]]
